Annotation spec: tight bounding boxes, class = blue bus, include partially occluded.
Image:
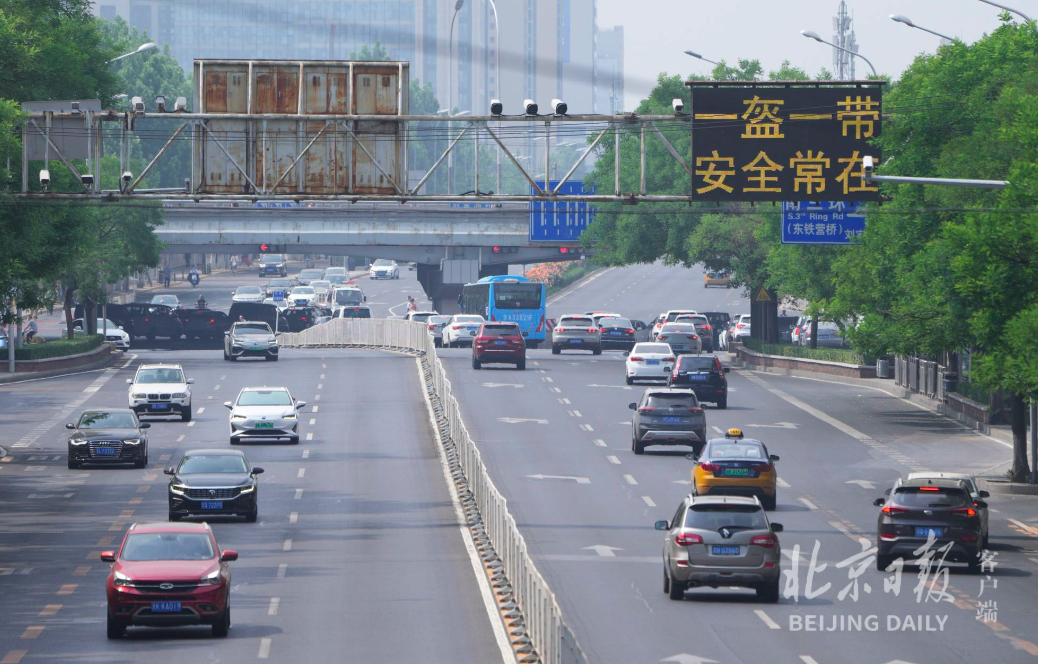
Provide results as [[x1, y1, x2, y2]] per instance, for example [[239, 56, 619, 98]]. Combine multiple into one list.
[[461, 276, 547, 348]]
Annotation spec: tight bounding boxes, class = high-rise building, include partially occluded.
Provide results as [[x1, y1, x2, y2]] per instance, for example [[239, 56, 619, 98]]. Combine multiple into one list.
[[594, 25, 623, 114]]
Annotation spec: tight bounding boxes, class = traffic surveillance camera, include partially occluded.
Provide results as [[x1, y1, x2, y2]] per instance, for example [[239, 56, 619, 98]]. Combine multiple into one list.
[[862, 155, 875, 175], [70, 101, 81, 113], [551, 99, 568, 116], [524, 99, 538, 116], [39, 169, 50, 187], [490, 99, 503, 116], [121, 171, 133, 184], [81, 173, 94, 186], [131, 96, 145, 112], [174, 96, 188, 112], [154, 95, 166, 112], [672, 98, 685, 115]]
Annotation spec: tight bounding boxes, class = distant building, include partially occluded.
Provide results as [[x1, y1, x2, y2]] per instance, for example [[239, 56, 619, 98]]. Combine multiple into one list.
[[594, 25, 623, 114]]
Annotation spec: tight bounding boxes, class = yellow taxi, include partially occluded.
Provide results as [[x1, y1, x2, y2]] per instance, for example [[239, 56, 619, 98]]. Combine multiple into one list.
[[703, 270, 730, 288], [692, 428, 780, 510]]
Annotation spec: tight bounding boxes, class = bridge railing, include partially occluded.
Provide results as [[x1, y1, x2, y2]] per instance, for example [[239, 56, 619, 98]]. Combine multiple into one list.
[[280, 319, 587, 664]]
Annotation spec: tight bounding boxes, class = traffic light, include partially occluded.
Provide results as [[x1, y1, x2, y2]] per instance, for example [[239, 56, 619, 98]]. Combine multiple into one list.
[[491, 246, 518, 254], [258, 243, 279, 253], [558, 247, 572, 254]]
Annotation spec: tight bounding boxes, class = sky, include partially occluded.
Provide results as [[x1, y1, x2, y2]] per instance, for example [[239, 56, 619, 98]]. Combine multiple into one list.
[[596, 0, 1026, 110]]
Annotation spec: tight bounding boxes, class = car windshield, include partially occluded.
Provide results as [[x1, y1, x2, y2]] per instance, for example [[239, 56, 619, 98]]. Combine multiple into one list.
[[646, 393, 696, 408], [678, 316, 709, 326], [121, 533, 215, 561], [666, 312, 695, 322], [341, 308, 371, 318], [454, 315, 484, 324], [300, 270, 323, 279], [685, 504, 768, 530], [661, 324, 696, 334], [633, 344, 671, 355], [152, 296, 177, 304], [97, 319, 119, 329], [373, 259, 394, 267], [335, 290, 363, 305], [410, 312, 436, 323], [326, 275, 347, 284], [260, 256, 281, 264], [429, 316, 452, 325], [136, 368, 185, 383], [493, 283, 542, 310], [706, 443, 765, 459], [893, 488, 969, 507], [707, 270, 727, 278], [235, 323, 271, 334], [236, 287, 262, 295], [179, 455, 249, 474], [268, 280, 291, 288], [481, 324, 519, 337], [599, 317, 632, 327], [677, 356, 716, 371], [237, 390, 292, 406], [79, 412, 136, 429], [311, 280, 330, 288], [292, 287, 315, 294], [560, 317, 592, 327]]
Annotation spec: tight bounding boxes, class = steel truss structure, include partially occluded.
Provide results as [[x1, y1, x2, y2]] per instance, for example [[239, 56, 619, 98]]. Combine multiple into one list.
[[20, 110, 694, 204]]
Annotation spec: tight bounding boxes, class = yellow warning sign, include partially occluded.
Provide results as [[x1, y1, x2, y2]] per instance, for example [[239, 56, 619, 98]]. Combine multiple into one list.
[[755, 287, 773, 303]]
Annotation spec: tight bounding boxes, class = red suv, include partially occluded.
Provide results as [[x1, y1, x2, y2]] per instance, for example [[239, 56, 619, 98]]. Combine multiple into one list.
[[472, 322, 526, 370], [102, 522, 237, 639]]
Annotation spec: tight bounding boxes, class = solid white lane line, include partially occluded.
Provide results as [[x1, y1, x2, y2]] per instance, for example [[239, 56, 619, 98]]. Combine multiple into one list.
[[282, 539, 292, 552], [276, 564, 287, 579], [309, 418, 316, 425], [755, 609, 781, 630], [302, 450, 310, 459], [798, 497, 818, 511], [267, 597, 280, 616], [294, 489, 303, 500], [306, 433, 313, 441], [258, 637, 272, 658], [777, 477, 791, 489], [623, 474, 638, 485], [289, 512, 298, 524], [607, 456, 621, 465], [297, 468, 305, 478], [642, 496, 656, 507], [593, 439, 607, 447]]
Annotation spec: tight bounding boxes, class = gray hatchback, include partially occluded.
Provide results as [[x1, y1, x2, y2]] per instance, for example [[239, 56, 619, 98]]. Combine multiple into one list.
[[629, 388, 707, 455], [655, 495, 783, 601]]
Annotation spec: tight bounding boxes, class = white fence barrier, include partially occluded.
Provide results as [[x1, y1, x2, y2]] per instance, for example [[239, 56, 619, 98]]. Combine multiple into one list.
[[281, 319, 587, 664]]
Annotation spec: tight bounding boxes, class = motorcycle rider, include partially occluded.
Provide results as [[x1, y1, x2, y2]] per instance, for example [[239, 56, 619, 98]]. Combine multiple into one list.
[[196, 294, 207, 309], [188, 266, 200, 287]]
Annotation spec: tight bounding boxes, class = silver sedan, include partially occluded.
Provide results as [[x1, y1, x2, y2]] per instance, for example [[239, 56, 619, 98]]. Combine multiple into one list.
[[225, 387, 306, 445]]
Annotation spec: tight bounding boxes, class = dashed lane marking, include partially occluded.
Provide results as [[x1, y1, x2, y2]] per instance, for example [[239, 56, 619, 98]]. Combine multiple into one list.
[[294, 489, 303, 500], [267, 598, 280, 616], [800, 657, 820, 664], [309, 418, 316, 425], [1, 651, 26, 664], [283, 539, 293, 552], [623, 474, 638, 485], [607, 456, 621, 465], [798, 498, 818, 511], [306, 433, 314, 441], [276, 564, 288, 579], [777, 477, 792, 489], [197, 407, 205, 414], [593, 439, 607, 447], [258, 637, 272, 659], [754, 609, 781, 630], [297, 468, 305, 478], [56, 584, 76, 596], [289, 512, 298, 524], [642, 496, 656, 507], [302, 450, 310, 459], [39, 605, 61, 617], [72, 567, 89, 577], [312, 406, 319, 413]]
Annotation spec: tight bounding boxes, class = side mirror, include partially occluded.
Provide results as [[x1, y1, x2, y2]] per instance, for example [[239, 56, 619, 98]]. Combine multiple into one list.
[[628, 402, 637, 410], [623, 351, 630, 357], [223, 401, 233, 409], [163, 467, 175, 475], [100, 551, 116, 563], [884, 488, 891, 496], [769, 454, 779, 462], [685, 453, 697, 461], [654, 520, 670, 531], [125, 379, 133, 384], [873, 498, 885, 507], [723, 367, 731, 373], [295, 401, 307, 409], [979, 490, 990, 499], [771, 523, 784, 533], [65, 423, 76, 430], [251, 467, 265, 475], [220, 550, 239, 562], [186, 378, 195, 384], [975, 500, 989, 509], [139, 423, 151, 429], [275, 331, 282, 336]]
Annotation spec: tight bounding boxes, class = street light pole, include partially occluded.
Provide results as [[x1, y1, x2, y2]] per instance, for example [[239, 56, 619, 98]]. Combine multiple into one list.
[[448, 0, 464, 196], [976, 0, 1032, 22], [683, 50, 719, 65], [485, 0, 502, 194], [106, 42, 157, 64], [889, 15, 956, 42], [801, 30, 877, 77]]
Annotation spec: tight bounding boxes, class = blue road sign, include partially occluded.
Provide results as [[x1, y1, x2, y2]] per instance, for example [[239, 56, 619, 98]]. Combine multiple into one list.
[[529, 181, 596, 243], [781, 201, 866, 245], [272, 291, 285, 302]]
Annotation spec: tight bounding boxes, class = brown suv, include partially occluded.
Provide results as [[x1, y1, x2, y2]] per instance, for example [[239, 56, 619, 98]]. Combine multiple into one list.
[[472, 322, 526, 370]]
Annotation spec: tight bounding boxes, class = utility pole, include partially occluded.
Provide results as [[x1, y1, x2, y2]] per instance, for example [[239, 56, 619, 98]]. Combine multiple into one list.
[[832, 1, 858, 80]]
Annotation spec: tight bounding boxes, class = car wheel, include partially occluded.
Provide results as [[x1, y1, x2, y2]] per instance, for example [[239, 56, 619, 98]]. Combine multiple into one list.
[[876, 554, 894, 571], [245, 508, 258, 523], [181, 408, 192, 422], [756, 579, 780, 603], [633, 437, 645, 455], [67, 457, 79, 470], [169, 511, 182, 522], [551, 345, 561, 355], [134, 455, 147, 469], [472, 356, 481, 370], [516, 358, 526, 370], [625, 376, 634, 385], [289, 436, 299, 445], [663, 568, 671, 593], [146, 329, 156, 341], [667, 571, 685, 600], [761, 494, 777, 510], [229, 436, 240, 445], [212, 603, 230, 637], [106, 612, 125, 639], [967, 552, 982, 573], [717, 397, 728, 410], [983, 532, 989, 549], [592, 346, 602, 356]]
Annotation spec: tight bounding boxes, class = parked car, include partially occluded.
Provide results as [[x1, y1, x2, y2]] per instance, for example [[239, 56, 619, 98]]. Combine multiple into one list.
[[178, 308, 232, 341], [472, 322, 526, 370]]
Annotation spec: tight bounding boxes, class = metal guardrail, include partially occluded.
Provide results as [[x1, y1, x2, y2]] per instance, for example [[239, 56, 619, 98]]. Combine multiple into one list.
[[896, 354, 948, 403], [280, 319, 587, 664]]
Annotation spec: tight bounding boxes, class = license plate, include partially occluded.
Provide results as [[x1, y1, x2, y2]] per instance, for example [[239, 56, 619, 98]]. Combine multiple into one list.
[[250, 346, 265, 351], [687, 374, 708, 381], [724, 468, 750, 476], [494, 340, 507, 346], [661, 416, 683, 423], [256, 422, 274, 429], [93, 447, 117, 455], [201, 501, 223, 510], [712, 546, 740, 555], [569, 339, 583, 344], [151, 601, 181, 613], [646, 359, 660, 365], [610, 331, 622, 335], [150, 403, 170, 410], [915, 527, 943, 538]]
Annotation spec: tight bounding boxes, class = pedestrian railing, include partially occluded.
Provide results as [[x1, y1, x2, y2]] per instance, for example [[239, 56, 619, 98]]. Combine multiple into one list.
[[281, 319, 588, 664], [896, 354, 948, 403]]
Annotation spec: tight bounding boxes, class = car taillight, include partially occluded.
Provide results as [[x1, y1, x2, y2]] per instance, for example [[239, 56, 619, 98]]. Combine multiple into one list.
[[750, 535, 776, 548], [879, 533, 898, 541], [687, 407, 703, 413], [699, 463, 720, 472], [675, 533, 703, 546], [507, 336, 524, 342], [588, 328, 598, 333], [626, 328, 635, 333], [756, 463, 773, 473], [952, 507, 977, 518], [629, 356, 644, 362], [452, 325, 461, 329], [637, 407, 656, 413], [429, 324, 436, 329], [490, 314, 496, 322], [704, 324, 711, 331], [736, 323, 744, 329], [664, 357, 675, 363], [881, 505, 909, 514], [555, 327, 565, 333]]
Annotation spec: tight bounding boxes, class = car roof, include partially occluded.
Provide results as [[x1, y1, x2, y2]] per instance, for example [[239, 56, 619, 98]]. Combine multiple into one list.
[[898, 477, 969, 490], [906, 471, 974, 483], [705, 436, 765, 446], [137, 363, 184, 369], [81, 407, 136, 414], [688, 494, 761, 507], [645, 388, 696, 397], [182, 448, 246, 457], [235, 320, 271, 325], [240, 386, 289, 392], [561, 314, 593, 319], [128, 521, 211, 534]]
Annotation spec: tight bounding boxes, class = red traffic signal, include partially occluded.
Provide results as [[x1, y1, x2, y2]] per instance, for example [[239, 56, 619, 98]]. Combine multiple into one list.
[[259, 243, 277, 253], [558, 247, 571, 254]]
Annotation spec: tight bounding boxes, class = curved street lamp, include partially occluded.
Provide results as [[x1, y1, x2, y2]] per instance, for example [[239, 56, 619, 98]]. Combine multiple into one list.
[[684, 50, 719, 65], [976, 0, 1032, 22], [889, 15, 956, 42], [107, 42, 156, 64], [801, 30, 877, 77]]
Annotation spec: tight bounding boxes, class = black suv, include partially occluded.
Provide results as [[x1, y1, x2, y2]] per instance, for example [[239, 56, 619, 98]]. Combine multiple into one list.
[[118, 303, 184, 341], [178, 308, 232, 341], [283, 307, 318, 332], [166, 449, 264, 522], [628, 388, 707, 455], [699, 312, 731, 348], [67, 409, 150, 469], [259, 256, 287, 278], [228, 302, 289, 333], [874, 478, 986, 571], [668, 354, 730, 409]]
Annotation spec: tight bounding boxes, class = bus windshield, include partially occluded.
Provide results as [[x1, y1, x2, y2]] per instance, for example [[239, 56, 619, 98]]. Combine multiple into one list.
[[494, 284, 542, 310]]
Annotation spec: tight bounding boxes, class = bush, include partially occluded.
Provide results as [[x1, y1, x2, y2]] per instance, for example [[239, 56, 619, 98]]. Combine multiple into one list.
[[954, 379, 991, 406], [546, 261, 598, 296], [0, 335, 103, 362], [742, 337, 873, 365]]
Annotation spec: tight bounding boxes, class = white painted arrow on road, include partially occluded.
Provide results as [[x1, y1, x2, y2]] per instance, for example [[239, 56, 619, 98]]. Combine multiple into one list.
[[499, 417, 549, 424], [845, 479, 877, 490], [582, 545, 623, 558], [743, 422, 799, 429], [482, 383, 524, 388], [661, 655, 719, 664], [526, 474, 591, 484]]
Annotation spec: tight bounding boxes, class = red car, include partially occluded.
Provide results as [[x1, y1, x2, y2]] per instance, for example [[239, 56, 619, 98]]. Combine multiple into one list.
[[472, 322, 526, 370], [102, 522, 237, 639]]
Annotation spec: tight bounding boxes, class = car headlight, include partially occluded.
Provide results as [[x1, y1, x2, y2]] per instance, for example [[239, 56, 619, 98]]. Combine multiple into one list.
[[199, 569, 222, 586], [69, 439, 87, 446], [284, 413, 296, 420], [239, 484, 256, 494], [231, 414, 247, 420], [113, 570, 134, 586], [171, 392, 187, 398], [122, 439, 141, 445], [132, 392, 147, 399], [233, 338, 244, 344], [169, 483, 188, 495]]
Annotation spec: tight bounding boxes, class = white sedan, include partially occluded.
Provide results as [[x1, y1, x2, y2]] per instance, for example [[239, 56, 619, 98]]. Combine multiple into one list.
[[442, 314, 486, 347], [232, 285, 265, 303], [288, 286, 318, 307], [225, 387, 306, 445], [310, 280, 332, 304], [624, 343, 676, 385]]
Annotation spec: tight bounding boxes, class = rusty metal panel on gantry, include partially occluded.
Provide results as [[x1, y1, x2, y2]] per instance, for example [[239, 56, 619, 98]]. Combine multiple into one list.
[[194, 63, 249, 192]]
